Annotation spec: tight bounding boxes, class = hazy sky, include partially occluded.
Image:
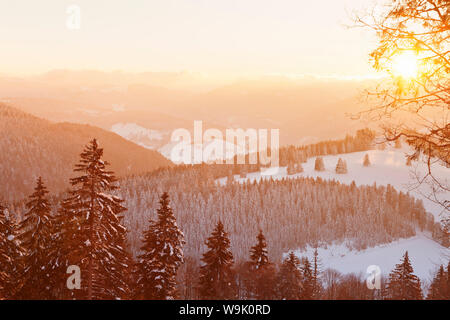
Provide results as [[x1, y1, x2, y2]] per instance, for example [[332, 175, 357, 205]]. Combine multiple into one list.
[[0, 0, 379, 77]]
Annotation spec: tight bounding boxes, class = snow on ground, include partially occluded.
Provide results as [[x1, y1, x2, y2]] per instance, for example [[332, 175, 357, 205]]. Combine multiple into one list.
[[225, 147, 448, 220], [217, 147, 449, 279], [292, 233, 449, 283], [111, 123, 163, 149], [159, 138, 258, 164]]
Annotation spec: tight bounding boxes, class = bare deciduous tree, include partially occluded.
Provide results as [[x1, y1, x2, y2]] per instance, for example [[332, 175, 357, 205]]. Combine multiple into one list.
[[355, 0, 449, 219]]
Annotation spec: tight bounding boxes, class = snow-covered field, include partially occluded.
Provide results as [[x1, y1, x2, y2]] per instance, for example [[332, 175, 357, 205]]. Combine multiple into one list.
[[218, 148, 449, 279], [111, 123, 164, 149], [228, 148, 448, 220], [292, 233, 448, 283]]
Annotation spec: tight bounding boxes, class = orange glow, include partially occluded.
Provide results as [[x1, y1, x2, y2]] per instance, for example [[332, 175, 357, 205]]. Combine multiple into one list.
[[389, 51, 419, 79]]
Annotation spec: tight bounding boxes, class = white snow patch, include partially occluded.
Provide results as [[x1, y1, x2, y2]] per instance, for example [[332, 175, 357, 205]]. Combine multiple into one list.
[[227, 148, 449, 220], [214, 147, 449, 280], [111, 123, 163, 149], [292, 233, 449, 282]]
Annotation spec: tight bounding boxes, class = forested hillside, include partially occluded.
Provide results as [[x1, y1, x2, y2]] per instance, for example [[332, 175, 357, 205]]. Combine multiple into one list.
[[0, 104, 171, 201], [1, 139, 444, 301], [120, 165, 435, 262]]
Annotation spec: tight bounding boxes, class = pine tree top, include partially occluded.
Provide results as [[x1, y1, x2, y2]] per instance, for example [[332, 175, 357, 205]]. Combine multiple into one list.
[[71, 138, 118, 192], [202, 220, 234, 264], [156, 192, 177, 224], [387, 251, 423, 299], [19, 177, 53, 240], [25, 177, 51, 216], [206, 221, 229, 246], [284, 252, 300, 268], [363, 154, 371, 166], [249, 229, 269, 269]]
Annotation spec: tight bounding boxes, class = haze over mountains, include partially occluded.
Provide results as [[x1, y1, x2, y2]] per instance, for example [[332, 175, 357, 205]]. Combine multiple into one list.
[[0, 103, 171, 202], [0, 70, 376, 149]]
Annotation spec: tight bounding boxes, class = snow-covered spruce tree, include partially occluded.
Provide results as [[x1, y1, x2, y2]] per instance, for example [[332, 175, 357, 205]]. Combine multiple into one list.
[[314, 157, 325, 172], [0, 204, 24, 299], [386, 251, 423, 300], [427, 265, 448, 300], [245, 229, 276, 299], [16, 177, 55, 299], [134, 192, 185, 300], [276, 252, 303, 300], [198, 221, 235, 299], [134, 218, 156, 299], [250, 230, 269, 270], [45, 202, 72, 299], [363, 154, 371, 167], [300, 257, 314, 299], [312, 248, 323, 299], [61, 139, 132, 300], [335, 158, 348, 174]]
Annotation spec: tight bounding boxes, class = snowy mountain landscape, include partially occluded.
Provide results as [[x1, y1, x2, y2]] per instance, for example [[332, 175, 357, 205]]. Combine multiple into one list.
[[0, 101, 448, 300], [294, 234, 447, 283], [231, 147, 448, 220], [0, 0, 448, 304], [216, 147, 449, 283]]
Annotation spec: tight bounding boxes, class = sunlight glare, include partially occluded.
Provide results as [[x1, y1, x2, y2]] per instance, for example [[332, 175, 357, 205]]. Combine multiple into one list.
[[390, 51, 419, 79]]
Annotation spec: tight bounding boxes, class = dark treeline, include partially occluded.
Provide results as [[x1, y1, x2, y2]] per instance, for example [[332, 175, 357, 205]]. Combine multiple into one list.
[[0, 139, 448, 300]]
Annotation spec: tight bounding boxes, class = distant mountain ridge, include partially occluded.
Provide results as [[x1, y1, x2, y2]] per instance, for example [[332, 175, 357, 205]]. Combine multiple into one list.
[[0, 103, 172, 202]]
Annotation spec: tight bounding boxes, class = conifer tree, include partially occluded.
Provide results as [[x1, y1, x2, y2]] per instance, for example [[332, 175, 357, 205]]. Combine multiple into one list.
[[363, 154, 371, 167], [16, 177, 55, 299], [250, 230, 269, 270], [300, 257, 314, 299], [335, 158, 348, 174], [427, 265, 448, 300], [245, 230, 276, 299], [312, 248, 323, 299], [0, 204, 24, 299], [276, 252, 303, 300], [46, 203, 73, 299], [61, 139, 132, 300], [314, 157, 325, 171], [198, 221, 235, 299], [135, 192, 185, 300], [386, 251, 423, 300]]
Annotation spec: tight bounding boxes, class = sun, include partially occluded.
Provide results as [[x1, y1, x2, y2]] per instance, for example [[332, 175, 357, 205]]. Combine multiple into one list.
[[390, 51, 419, 79]]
